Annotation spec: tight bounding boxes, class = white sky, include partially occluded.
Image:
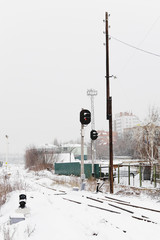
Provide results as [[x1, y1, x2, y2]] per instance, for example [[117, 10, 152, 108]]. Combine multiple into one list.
[[0, 0, 160, 153]]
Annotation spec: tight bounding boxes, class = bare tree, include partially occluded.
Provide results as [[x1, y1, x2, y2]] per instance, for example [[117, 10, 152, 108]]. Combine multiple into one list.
[[25, 146, 56, 171], [113, 107, 160, 162], [95, 141, 109, 160], [114, 132, 135, 157], [133, 107, 160, 181]]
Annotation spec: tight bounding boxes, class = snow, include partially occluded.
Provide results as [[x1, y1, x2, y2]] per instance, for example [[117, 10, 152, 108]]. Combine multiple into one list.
[[0, 164, 160, 239]]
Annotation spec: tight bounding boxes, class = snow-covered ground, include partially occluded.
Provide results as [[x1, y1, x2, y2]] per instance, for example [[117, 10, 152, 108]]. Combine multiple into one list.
[[0, 164, 160, 240]]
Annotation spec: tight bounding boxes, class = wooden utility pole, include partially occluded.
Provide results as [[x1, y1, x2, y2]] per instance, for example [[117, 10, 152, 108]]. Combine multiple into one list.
[[105, 12, 114, 194], [105, 12, 110, 120]]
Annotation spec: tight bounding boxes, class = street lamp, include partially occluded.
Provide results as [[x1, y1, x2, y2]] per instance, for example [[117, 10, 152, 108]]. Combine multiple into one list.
[[5, 135, 9, 166]]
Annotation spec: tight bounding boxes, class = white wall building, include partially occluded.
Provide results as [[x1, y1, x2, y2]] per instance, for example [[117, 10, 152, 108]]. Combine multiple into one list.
[[114, 112, 140, 136], [59, 143, 87, 161]]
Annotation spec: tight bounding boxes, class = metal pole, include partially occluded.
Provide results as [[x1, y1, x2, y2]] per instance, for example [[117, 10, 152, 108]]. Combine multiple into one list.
[[81, 124, 84, 176], [128, 165, 130, 185], [91, 140, 94, 176], [91, 94, 95, 130], [154, 164, 156, 188], [5, 135, 9, 166], [81, 124, 85, 189], [118, 165, 120, 184], [87, 89, 97, 178], [91, 94, 95, 177], [139, 164, 142, 187]]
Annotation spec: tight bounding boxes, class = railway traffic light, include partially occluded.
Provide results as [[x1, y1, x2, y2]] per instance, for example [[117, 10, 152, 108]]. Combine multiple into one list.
[[80, 109, 91, 125], [90, 130, 98, 140]]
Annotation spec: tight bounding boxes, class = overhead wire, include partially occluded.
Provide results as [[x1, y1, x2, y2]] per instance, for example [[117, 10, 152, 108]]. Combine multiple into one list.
[[136, 15, 160, 47], [109, 15, 160, 118], [109, 14, 160, 76], [110, 35, 160, 58]]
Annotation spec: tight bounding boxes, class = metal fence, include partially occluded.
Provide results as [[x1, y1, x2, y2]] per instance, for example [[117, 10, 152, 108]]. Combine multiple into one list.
[[55, 162, 100, 179], [55, 162, 160, 188], [100, 164, 160, 188]]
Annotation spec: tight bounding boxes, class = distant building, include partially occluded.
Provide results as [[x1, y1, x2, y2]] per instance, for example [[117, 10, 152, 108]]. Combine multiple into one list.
[[95, 130, 118, 159], [97, 130, 118, 145], [37, 143, 88, 162], [37, 144, 58, 152], [114, 112, 140, 136], [59, 143, 87, 161]]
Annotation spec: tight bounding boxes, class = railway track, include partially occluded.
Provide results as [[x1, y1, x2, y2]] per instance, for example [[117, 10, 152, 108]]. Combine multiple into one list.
[[33, 180, 160, 227], [35, 181, 160, 212], [34, 181, 67, 195], [64, 195, 158, 223], [102, 195, 160, 213]]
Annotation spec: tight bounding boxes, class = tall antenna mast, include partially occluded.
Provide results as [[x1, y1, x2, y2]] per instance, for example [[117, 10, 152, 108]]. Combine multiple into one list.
[[87, 89, 98, 177], [87, 89, 98, 130]]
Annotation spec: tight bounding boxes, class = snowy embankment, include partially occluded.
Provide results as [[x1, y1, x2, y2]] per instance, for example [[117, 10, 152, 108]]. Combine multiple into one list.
[[0, 164, 160, 240]]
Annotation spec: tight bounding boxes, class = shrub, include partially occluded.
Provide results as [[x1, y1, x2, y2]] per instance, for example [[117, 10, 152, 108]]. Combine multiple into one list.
[[25, 146, 55, 171], [0, 171, 28, 207]]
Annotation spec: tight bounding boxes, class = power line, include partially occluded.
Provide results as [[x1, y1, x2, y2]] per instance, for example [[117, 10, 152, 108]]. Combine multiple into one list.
[[110, 35, 160, 58], [136, 15, 160, 48]]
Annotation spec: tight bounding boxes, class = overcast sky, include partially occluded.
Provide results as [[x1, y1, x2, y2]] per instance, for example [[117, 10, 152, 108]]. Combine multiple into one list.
[[0, 0, 160, 154]]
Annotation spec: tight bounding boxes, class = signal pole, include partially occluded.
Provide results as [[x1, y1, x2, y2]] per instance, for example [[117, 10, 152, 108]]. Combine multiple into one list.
[[80, 109, 91, 190], [81, 123, 85, 182], [105, 12, 114, 193], [87, 89, 98, 177]]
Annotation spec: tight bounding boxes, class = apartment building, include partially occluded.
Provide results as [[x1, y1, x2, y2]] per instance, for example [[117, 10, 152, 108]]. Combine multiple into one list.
[[114, 112, 140, 136], [97, 130, 118, 145]]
